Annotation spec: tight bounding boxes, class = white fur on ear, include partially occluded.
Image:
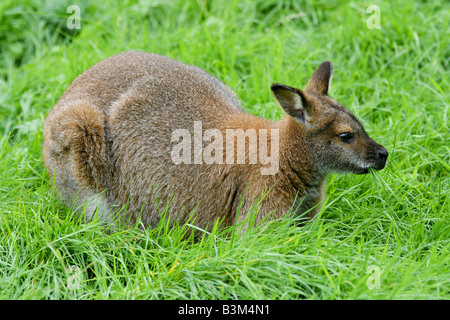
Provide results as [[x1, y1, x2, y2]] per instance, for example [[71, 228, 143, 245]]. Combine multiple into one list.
[[293, 92, 305, 110], [293, 93, 312, 123], [327, 72, 333, 94]]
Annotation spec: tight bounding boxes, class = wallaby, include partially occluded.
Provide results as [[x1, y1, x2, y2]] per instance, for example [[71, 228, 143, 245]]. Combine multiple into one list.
[[43, 51, 388, 230]]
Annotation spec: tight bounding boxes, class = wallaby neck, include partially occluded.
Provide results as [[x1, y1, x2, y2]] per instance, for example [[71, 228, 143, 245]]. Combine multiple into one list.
[[278, 116, 326, 189]]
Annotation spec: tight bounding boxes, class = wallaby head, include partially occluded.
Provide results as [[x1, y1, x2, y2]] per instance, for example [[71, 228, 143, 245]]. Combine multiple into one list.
[[271, 61, 388, 176]]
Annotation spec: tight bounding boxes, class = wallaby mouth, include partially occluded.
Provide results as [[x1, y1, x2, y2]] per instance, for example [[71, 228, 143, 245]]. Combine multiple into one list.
[[359, 146, 388, 174], [358, 168, 370, 175]]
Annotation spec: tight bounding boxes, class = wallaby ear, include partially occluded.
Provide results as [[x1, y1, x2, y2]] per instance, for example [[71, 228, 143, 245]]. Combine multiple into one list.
[[305, 61, 333, 95], [271, 83, 311, 123]]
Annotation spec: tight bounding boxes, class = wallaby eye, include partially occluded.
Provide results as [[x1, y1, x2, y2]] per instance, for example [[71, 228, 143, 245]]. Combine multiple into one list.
[[339, 132, 354, 143]]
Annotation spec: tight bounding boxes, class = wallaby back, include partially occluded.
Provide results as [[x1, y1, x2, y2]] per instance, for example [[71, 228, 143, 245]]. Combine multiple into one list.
[[43, 51, 388, 230]]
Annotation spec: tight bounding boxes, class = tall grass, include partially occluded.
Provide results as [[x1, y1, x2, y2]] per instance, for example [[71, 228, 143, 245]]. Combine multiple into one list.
[[0, 0, 448, 299]]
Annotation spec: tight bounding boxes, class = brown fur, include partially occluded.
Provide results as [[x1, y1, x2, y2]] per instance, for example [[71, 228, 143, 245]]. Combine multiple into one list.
[[43, 51, 388, 230]]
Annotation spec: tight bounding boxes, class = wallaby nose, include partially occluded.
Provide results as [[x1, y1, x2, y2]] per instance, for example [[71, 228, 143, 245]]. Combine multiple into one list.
[[377, 148, 388, 161], [375, 147, 388, 169]]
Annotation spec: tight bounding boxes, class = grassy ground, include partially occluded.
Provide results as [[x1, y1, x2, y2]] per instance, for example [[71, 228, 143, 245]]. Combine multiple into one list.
[[0, 0, 448, 300]]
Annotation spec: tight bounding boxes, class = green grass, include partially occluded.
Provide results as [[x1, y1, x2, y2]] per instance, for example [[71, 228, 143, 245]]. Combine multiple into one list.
[[0, 0, 448, 299]]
